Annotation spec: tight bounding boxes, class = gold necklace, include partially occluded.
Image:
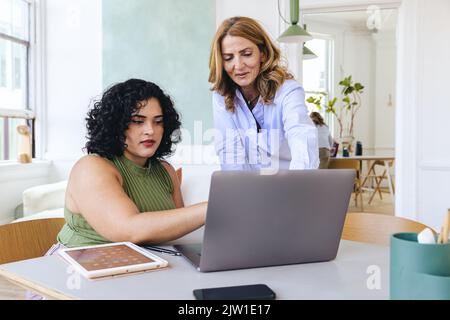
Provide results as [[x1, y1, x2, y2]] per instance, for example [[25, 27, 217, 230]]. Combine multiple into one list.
[[247, 95, 259, 106]]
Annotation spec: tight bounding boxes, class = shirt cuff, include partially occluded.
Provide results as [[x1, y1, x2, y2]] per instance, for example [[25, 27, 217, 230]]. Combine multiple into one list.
[[289, 160, 306, 170]]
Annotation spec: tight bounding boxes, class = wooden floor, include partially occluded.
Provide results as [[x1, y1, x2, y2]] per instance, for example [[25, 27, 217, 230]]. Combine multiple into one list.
[[0, 189, 394, 300], [348, 188, 395, 215]]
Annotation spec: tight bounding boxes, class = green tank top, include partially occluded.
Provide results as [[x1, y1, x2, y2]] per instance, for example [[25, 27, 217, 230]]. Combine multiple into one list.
[[57, 155, 176, 247]]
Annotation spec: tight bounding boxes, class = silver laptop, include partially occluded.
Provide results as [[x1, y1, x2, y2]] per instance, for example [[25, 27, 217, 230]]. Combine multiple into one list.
[[174, 169, 356, 272]]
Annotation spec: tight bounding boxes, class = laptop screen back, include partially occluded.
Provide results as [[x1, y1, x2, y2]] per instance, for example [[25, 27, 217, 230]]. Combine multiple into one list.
[[197, 169, 355, 272]]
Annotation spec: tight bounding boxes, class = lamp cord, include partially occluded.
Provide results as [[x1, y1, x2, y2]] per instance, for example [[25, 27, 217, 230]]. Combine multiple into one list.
[[277, 0, 291, 25]]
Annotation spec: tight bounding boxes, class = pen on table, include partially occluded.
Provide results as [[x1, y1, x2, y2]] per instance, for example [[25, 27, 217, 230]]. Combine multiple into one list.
[[141, 245, 181, 256]]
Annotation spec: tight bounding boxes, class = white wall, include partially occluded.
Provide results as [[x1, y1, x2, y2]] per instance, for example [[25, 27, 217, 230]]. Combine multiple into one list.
[[340, 31, 376, 151], [373, 31, 396, 154], [396, 0, 450, 229], [44, 0, 103, 181], [215, 0, 279, 39]]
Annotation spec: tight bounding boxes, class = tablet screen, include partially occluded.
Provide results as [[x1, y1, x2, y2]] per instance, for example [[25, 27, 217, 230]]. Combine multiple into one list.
[[65, 244, 154, 271]]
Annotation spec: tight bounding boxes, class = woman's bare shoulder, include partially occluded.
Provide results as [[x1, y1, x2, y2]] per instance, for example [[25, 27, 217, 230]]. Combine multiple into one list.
[[66, 155, 123, 212], [160, 160, 180, 185], [70, 155, 121, 183], [160, 160, 176, 175]]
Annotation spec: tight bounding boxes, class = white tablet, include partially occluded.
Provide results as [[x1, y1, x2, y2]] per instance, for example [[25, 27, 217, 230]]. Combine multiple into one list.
[[58, 242, 168, 279]]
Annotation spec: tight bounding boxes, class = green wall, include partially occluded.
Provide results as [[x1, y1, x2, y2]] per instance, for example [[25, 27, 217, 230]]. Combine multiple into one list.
[[103, 0, 215, 140]]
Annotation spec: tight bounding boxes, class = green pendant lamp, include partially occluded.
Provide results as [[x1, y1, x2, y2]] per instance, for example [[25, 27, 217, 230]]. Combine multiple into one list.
[[278, 0, 312, 43], [302, 25, 317, 59], [303, 45, 318, 60]]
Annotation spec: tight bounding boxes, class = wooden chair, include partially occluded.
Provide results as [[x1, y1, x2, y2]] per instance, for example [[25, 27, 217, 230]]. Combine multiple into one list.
[[342, 212, 433, 246], [361, 160, 395, 205], [0, 218, 65, 264], [328, 159, 364, 211]]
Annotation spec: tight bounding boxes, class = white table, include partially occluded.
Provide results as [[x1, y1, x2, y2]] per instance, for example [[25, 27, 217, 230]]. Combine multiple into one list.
[[0, 228, 390, 300]]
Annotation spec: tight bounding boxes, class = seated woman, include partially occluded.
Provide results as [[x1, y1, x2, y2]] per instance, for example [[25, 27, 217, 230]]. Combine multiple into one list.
[[57, 79, 207, 248]]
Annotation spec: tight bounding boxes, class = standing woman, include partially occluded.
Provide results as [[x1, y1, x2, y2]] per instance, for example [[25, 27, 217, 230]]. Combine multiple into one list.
[[310, 112, 334, 169], [209, 16, 319, 171]]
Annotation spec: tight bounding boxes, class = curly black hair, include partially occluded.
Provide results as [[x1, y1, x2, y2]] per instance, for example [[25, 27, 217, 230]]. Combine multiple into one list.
[[85, 79, 181, 160]]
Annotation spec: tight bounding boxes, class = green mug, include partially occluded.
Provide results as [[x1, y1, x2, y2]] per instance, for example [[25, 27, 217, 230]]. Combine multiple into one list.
[[390, 233, 450, 300]]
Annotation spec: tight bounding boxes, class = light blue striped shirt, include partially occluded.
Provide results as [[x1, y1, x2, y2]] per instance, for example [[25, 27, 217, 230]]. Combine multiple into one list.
[[213, 79, 319, 171]]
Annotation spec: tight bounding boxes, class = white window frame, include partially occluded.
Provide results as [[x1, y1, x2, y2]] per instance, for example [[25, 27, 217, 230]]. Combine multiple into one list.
[[303, 33, 335, 132], [0, 0, 45, 161]]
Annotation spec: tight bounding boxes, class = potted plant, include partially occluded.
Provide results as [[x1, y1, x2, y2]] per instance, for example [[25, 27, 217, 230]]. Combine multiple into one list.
[[307, 75, 365, 153]]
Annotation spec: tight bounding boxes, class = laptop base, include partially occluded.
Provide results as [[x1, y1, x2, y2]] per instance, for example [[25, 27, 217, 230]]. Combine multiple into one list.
[[174, 244, 202, 270]]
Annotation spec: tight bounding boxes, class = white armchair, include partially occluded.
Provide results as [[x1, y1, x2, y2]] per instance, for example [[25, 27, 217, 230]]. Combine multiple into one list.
[[14, 181, 67, 222], [15, 164, 219, 222], [22, 180, 67, 216], [179, 164, 219, 206]]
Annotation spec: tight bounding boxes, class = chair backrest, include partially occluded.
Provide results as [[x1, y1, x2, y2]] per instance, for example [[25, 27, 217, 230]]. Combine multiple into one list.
[[342, 212, 433, 246], [329, 159, 360, 170], [0, 218, 65, 264]]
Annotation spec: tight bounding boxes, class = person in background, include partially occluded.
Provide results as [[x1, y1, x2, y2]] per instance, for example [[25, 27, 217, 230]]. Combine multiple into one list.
[[208, 16, 319, 171], [310, 112, 334, 169]]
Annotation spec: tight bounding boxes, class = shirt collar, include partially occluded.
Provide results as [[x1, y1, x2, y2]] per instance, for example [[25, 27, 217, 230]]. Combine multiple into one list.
[[235, 88, 245, 102]]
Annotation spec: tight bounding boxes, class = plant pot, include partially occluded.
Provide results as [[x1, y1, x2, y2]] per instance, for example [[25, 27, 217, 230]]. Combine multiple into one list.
[[339, 135, 355, 156]]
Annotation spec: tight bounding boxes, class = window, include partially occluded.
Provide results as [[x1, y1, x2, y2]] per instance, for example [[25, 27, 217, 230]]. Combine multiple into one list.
[[303, 37, 334, 127], [0, 0, 34, 161]]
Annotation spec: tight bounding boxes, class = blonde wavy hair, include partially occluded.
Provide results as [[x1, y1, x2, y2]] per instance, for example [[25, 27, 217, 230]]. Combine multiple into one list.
[[208, 16, 293, 112]]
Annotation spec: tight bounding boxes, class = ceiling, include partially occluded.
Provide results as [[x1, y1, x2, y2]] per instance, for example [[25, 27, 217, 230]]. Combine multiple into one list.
[[304, 9, 398, 32]]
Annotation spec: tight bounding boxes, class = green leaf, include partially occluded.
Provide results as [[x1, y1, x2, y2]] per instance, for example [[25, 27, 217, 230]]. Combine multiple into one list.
[[354, 83, 364, 91], [344, 87, 354, 95], [328, 97, 337, 107], [339, 76, 352, 87]]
